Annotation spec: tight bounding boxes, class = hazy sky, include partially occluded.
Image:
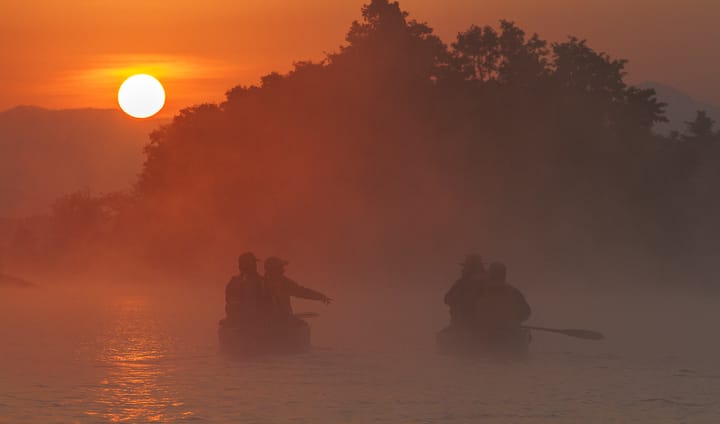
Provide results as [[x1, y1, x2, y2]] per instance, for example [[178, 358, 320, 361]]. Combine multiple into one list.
[[1, 0, 718, 115]]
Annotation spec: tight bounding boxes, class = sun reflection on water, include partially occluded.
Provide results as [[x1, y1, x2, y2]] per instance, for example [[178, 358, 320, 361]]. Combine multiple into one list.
[[84, 297, 195, 422]]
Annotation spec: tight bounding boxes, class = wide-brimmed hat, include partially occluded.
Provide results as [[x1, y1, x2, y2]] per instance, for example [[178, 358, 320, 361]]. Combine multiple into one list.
[[264, 256, 289, 271]]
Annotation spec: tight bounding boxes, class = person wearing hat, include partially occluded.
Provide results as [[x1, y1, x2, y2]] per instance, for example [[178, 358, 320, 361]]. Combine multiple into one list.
[[224, 251, 273, 327], [444, 254, 486, 329], [263, 256, 332, 323]]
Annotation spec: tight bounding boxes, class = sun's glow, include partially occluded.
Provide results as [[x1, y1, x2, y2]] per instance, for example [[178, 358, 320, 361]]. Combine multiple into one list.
[[117, 74, 165, 118]]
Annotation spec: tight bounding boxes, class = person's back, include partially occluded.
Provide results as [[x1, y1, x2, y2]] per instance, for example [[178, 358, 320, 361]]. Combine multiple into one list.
[[474, 262, 531, 333], [224, 252, 273, 327], [225, 273, 265, 323]]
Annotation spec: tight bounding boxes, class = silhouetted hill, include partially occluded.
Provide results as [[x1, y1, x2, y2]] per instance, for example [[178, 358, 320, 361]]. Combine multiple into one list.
[[640, 82, 720, 135], [0, 106, 166, 217]]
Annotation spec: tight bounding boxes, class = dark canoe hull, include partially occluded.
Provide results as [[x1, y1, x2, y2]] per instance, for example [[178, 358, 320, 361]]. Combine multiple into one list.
[[219, 320, 311, 356], [436, 326, 531, 357]]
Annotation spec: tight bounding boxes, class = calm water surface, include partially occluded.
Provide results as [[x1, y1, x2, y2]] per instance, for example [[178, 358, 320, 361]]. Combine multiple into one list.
[[1, 284, 719, 423]]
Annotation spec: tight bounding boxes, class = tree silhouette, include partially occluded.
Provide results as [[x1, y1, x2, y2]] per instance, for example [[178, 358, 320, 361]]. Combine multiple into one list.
[[9, 0, 720, 283], [683, 110, 718, 144], [449, 21, 547, 84]]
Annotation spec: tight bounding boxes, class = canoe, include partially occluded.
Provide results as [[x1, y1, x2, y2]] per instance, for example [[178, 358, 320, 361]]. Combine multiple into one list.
[[436, 325, 531, 357], [218, 318, 311, 356]]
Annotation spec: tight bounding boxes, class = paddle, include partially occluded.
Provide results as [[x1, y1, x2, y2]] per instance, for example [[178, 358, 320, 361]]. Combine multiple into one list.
[[295, 312, 320, 319], [522, 326, 604, 340]]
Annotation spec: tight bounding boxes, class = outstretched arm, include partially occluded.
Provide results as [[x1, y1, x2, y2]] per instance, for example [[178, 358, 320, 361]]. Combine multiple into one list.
[[284, 278, 332, 304]]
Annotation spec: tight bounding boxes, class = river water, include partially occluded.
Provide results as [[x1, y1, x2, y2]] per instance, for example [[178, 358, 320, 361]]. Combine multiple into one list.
[[1, 283, 719, 423]]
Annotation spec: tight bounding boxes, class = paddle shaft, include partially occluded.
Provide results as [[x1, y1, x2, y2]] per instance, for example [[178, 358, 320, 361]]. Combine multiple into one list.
[[522, 325, 604, 340]]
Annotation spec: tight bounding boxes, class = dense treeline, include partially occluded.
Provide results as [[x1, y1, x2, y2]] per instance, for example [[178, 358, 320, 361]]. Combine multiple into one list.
[[3, 0, 720, 284]]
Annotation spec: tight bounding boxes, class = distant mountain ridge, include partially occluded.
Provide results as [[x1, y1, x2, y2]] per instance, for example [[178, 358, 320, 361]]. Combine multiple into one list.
[[0, 106, 167, 217], [640, 82, 720, 135]]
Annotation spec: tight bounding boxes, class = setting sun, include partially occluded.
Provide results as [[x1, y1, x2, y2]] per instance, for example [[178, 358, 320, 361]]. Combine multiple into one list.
[[117, 74, 166, 118]]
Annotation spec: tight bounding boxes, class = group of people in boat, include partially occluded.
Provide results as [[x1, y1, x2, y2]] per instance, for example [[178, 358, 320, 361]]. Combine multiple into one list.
[[221, 252, 332, 335], [221, 251, 530, 350], [442, 254, 531, 348]]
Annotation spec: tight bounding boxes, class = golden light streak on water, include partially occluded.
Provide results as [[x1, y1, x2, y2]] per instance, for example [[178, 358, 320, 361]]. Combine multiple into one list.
[[84, 297, 195, 422]]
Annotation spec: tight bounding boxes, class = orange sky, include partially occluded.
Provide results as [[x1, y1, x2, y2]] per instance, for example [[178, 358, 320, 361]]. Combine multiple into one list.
[[1, 0, 718, 116]]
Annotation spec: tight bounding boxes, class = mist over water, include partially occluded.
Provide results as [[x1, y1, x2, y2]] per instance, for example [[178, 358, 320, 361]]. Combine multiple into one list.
[[2, 278, 719, 423]]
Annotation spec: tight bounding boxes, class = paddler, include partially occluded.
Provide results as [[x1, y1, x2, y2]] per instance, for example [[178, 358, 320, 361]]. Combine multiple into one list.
[[263, 256, 332, 325], [223, 252, 273, 328]]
